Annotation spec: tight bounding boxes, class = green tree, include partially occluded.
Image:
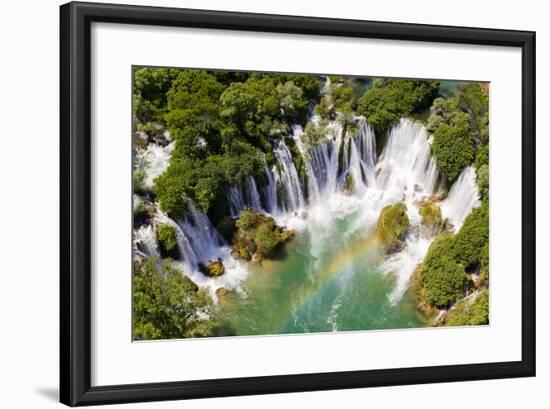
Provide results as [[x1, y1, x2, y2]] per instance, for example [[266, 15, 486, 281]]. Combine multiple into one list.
[[133, 67, 179, 125], [418, 232, 467, 308], [220, 75, 282, 151], [232, 210, 294, 261], [431, 124, 474, 183], [254, 222, 280, 256], [419, 204, 443, 234], [165, 70, 225, 157], [453, 202, 489, 270], [426, 97, 471, 133], [357, 79, 439, 133], [157, 223, 177, 251], [133, 257, 216, 340], [376, 203, 409, 253], [445, 289, 489, 326], [276, 80, 308, 123], [459, 83, 489, 145], [476, 164, 489, 201]]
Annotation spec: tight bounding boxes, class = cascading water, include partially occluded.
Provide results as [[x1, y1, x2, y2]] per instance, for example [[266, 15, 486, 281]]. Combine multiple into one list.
[[440, 166, 481, 231], [228, 186, 245, 217], [273, 140, 304, 212], [177, 203, 224, 262], [134, 141, 174, 188], [134, 225, 160, 259], [262, 165, 279, 215], [245, 176, 262, 211]]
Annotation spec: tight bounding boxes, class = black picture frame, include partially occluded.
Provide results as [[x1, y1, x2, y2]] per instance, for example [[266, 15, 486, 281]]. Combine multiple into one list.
[[60, 1, 536, 406]]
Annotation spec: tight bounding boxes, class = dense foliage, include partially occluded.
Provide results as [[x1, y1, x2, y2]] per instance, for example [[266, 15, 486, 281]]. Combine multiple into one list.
[[156, 223, 177, 251], [376, 203, 409, 253], [431, 124, 474, 183], [133, 257, 216, 340], [133, 67, 179, 128], [444, 289, 489, 326], [418, 232, 467, 308], [419, 204, 443, 235], [231, 210, 294, 262], [426, 83, 489, 187], [453, 202, 489, 270], [417, 202, 489, 309], [357, 79, 440, 133], [138, 70, 323, 220]]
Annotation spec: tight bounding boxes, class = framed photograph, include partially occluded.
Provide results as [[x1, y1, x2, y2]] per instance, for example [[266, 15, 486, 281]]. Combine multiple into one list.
[[60, 1, 536, 406]]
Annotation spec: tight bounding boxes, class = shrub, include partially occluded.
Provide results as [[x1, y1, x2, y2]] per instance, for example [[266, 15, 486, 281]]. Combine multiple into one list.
[[133, 169, 146, 193], [254, 223, 281, 256], [232, 210, 294, 261], [453, 202, 489, 270], [475, 144, 489, 169], [479, 241, 489, 285], [476, 164, 489, 201], [302, 121, 328, 147], [431, 124, 474, 183], [418, 232, 467, 308], [133, 67, 179, 124], [419, 204, 442, 231], [426, 97, 471, 133], [132, 257, 215, 340], [459, 83, 489, 145], [357, 79, 439, 133], [445, 289, 489, 326], [157, 223, 177, 251], [376, 203, 409, 253]]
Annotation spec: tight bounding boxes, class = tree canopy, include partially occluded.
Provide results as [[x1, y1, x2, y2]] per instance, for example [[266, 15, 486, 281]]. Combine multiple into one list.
[[133, 257, 216, 340]]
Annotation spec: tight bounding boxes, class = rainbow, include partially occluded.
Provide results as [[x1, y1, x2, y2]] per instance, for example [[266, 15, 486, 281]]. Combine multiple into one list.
[[271, 232, 384, 332]]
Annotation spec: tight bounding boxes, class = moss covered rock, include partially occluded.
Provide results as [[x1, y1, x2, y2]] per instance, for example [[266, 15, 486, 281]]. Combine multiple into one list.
[[231, 210, 294, 262], [419, 203, 445, 236], [343, 173, 355, 195], [199, 260, 225, 277], [376, 203, 409, 254]]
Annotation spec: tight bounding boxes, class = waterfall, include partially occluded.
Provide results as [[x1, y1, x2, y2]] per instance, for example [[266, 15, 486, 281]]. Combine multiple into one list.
[[134, 225, 160, 258], [440, 166, 481, 231], [273, 140, 304, 212], [245, 176, 262, 211], [356, 122, 377, 185], [291, 120, 375, 206], [177, 203, 224, 262], [134, 141, 174, 188], [263, 165, 279, 215], [368, 119, 443, 301], [228, 176, 264, 217], [374, 119, 439, 200], [228, 185, 245, 217]]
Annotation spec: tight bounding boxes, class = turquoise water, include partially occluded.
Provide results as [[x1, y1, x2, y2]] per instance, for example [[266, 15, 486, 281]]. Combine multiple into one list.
[[218, 212, 426, 336]]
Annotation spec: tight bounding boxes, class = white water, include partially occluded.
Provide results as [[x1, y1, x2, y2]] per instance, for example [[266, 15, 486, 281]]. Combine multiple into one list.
[[440, 166, 481, 231], [273, 140, 305, 213], [134, 225, 160, 259], [135, 141, 174, 187], [134, 117, 481, 304], [138, 204, 250, 299]]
